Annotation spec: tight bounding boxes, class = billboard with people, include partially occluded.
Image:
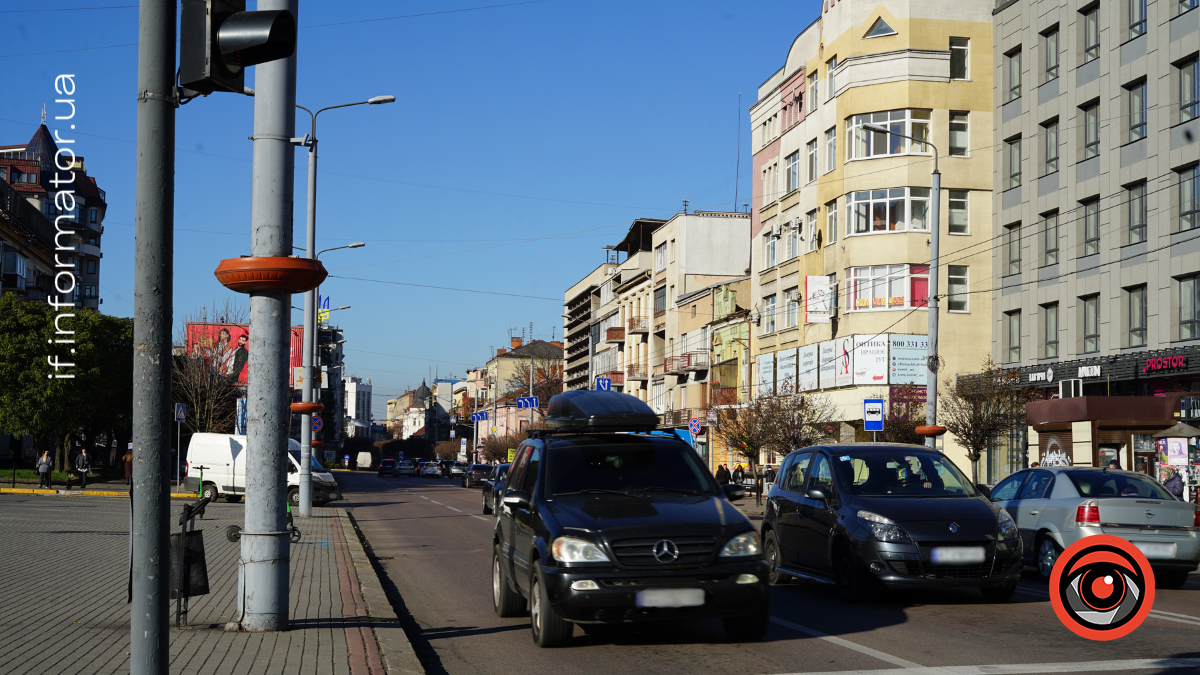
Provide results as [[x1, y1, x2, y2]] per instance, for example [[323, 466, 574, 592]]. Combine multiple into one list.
[[184, 323, 304, 386]]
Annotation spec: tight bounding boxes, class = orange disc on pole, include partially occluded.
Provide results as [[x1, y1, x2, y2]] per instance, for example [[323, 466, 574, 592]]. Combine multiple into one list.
[[214, 256, 327, 294], [290, 401, 324, 414], [915, 425, 948, 436]]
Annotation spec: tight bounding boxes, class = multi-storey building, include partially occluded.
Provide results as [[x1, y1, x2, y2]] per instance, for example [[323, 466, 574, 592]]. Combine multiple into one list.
[[344, 375, 373, 438], [706, 277, 753, 469], [992, 0, 1200, 480], [749, 0, 996, 473], [588, 221, 661, 395], [563, 261, 617, 391]]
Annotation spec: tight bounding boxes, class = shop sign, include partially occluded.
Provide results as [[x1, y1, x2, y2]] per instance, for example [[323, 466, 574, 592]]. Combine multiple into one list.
[[1077, 366, 1101, 378], [1143, 355, 1187, 373], [1029, 366, 1055, 383]]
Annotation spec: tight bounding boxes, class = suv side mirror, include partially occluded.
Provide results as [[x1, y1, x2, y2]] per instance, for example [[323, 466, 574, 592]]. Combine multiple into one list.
[[722, 484, 745, 501], [976, 483, 993, 500], [503, 490, 531, 508], [805, 486, 828, 501]]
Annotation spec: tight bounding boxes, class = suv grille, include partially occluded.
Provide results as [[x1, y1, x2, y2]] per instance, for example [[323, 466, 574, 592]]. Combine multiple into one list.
[[610, 536, 716, 568]]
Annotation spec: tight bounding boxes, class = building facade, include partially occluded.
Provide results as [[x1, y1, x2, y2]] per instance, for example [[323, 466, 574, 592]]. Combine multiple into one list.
[[563, 262, 617, 391], [344, 375, 373, 438]]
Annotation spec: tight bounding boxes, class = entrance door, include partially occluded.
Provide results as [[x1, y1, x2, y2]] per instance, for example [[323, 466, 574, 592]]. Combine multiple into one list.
[[1098, 444, 1124, 469], [1134, 452, 1157, 477]]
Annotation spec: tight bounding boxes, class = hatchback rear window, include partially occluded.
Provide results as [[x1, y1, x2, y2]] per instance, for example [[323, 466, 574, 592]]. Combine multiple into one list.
[[1065, 471, 1173, 499], [545, 438, 715, 496]]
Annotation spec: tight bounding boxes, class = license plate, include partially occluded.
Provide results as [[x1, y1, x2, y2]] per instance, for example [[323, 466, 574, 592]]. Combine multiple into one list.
[[1133, 542, 1177, 559], [930, 546, 986, 564], [635, 589, 705, 608]]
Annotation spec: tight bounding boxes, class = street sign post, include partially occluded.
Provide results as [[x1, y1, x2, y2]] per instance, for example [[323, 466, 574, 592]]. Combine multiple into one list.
[[596, 378, 611, 391], [174, 404, 187, 423], [174, 404, 186, 491], [689, 418, 702, 435], [864, 398, 884, 439], [516, 397, 539, 409], [470, 412, 489, 422]]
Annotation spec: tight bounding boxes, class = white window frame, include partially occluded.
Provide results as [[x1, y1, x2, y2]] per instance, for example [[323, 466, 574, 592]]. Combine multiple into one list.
[[948, 190, 969, 234], [785, 287, 799, 328], [807, 72, 818, 113], [950, 37, 970, 80], [806, 210, 819, 253], [847, 109, 932, 160], [806, 140, 818, 183], [786, 151, 800, 193], [764, 235, 776, 268], [826, 200, 838, 243], [764, 294, 777, 333], [947, 265, 969, 312], [655, 243, 666, 272], [824, 127, 837, 174], [845, 187, 932, 236], [848, 264, 930, 312], [949, 112, 968, 157]]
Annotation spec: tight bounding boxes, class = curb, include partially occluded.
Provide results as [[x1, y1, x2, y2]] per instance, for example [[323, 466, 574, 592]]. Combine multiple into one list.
[[336, 510, 424, 675], [0, 487, 202, 499]]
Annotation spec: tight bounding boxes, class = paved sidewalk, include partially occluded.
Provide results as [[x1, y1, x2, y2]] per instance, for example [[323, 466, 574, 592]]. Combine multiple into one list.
[[0, 494, 393, 675]]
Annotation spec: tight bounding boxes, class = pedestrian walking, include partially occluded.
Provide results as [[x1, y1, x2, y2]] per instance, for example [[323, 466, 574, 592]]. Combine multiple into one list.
[[36, 451, 53, 489], [123, 448, 134, 486], [764, 465, 777, 484], [74, 448, 92, 490], [715, 464, 730, 485], [732, 464, 744, 485], [1163, 466, 1185, 499]]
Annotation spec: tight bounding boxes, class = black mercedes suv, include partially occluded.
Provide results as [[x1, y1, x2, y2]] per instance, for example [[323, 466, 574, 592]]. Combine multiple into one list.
[[761, 443, 1022, 603], [492, 390, 770, 647]]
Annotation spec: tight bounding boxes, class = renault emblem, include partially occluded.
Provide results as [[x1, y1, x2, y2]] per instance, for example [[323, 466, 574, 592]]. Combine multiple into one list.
[[652, 539, 679, 563], [949, 522, 960, 534]]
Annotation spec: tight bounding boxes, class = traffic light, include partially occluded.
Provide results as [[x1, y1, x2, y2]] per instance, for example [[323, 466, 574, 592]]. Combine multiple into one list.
[[179, 0, 297, 95]]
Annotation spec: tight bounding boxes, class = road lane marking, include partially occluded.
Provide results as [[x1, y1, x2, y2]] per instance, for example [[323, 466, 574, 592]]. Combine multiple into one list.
[[1017, 587, 1200, 626], [769, 617, 922, 669], [430, 501, 442, 505], [471, 515, 490, 522], [446, 506, 462, 512], [767, 657, 1200, 675], [420, 496, 428, 500]]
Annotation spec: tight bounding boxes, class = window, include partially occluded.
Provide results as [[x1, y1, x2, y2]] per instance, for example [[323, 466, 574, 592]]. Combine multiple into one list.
[[1043, 28, 1059, 82], [825, 127, 837, 173], [1183, 58, 1199, 123], [826, 200, 838, 243], [1184, 0, 1199, 14], [786, 151, 800, 192], [828, 273, 839, 314], [1044, 212, 1060, 265], [827, 57, 838, 99], [807, 71, 818, 112], [846, 187, 931, 234], [807, 140, 818, 183], [849, 264, 929, 311], [1044, 303, 1060, 358], [1083, 295, 1100, 353], [1007, 138, 1022, 188], [950, 38, 969, 79], [1006, 223, 1022, 275], [1006, 49, 1022, 101], [787, 221, 799, 259], [1083, 199, 1100, 256], [1182, 166, 1199, 232], [949, 112, 969, 156], [89, 208, 98, 223], [655, 243, 666, 271], [1083, 7, 1100, 63], [1128, 182, 1146, 244], [1006, 311, 1021, 362], [765, 294, 777, 332], [86, 259, 96, 275], [947, 265, 969, 312], [865, 17, 896, 38], [1181, 275, 1200, 340], [949, 190, 969, 234], [1128, 81, 1147, 142], [1082, 103, 1100, 159], [670, 239, 675, 261], [653, 286, 666, 316], [847, 109, 931, 159], [1128, 285, 1147, 347], [83, 285, 97, 298], [785, 288, 799, 328], [764, 234, 776, 268], [1129, 0, 1147, 38], [1044, 120, 1059, 174], [807, 210, 819, 252]]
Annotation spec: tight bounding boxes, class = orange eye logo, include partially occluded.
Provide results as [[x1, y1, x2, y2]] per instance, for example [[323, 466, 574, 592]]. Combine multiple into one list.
[[1050, 535, 1155, 641]]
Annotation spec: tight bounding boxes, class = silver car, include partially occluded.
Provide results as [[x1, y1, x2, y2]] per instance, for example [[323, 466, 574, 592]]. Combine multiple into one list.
[[989, 467, 1198, 588]]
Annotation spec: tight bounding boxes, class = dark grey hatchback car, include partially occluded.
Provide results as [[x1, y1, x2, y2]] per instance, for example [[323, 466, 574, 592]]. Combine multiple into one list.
[[761, 443, 1023, 602]]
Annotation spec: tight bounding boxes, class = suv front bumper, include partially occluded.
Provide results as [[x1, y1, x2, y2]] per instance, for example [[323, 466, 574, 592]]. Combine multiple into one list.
[[540, 561, 769, 623]]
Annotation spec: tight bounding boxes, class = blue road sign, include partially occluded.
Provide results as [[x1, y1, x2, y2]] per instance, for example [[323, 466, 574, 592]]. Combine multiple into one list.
[[689, 418, 702, 435], [863, 398, 885, 432], [471, 412, 489, 422], [596, 378, 611, 391], [174, 403, 186, 423], [312, 416, 324, 432], [517, 397, 539, 409]]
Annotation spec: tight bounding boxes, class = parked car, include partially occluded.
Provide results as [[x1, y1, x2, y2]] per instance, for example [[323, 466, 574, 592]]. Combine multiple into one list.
[[378, 459, 397, 477], [989, 466, 1199, 588], [493, 390, 767, 647], [421, 462, 442, 478], [184, 433, 341, 506], [761, 444, 1022, 603], [451, 461, 469, 477], [462, 463, 492, 488], [395, 460, 417, 478], [481, 463, 510, 515]]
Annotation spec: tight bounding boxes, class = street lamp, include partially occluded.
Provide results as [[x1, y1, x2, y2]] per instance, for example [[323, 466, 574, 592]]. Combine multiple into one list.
[[861, 123, 941, 448], [293, 95, 392, 518]]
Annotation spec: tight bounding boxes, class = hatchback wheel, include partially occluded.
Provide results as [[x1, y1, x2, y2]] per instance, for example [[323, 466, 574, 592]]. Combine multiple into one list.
[[764, 530, 785, 585], [1156, 569, 1191, 589], [1037, 536, 1061, 581], [834, 546, 865, 603]]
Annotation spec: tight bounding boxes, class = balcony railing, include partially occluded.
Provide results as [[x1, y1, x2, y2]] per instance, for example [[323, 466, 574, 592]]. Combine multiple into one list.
[[603, 370, 625, 385], [710, 387, 739, 406], [626, 363, 647, 379], [665, 355, 686, 374], [0, 177, 56, 250], [605, 327, 625, 343], [627, 316, 649, 333], [683, 351, 710, 371], [652, 362, 665, 378]]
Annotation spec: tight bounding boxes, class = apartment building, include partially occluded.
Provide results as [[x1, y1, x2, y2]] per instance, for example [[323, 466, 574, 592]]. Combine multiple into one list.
[[992, 0, 1200, 479], [707, 277, 753, 469], [563, 261, 616, 391], [344, 375, 373, 438], [749, 0, 996, 471], [587, 219, 662, 395]]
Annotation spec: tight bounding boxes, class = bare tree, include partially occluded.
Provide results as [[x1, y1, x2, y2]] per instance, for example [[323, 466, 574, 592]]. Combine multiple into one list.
[[760, 381, 839, 454], [481, 431, 523, 464], [501, 351, 564, 413], [434, 441, 460, 461], [940, 357, 1041, 484], [171, 300, 249, 435]]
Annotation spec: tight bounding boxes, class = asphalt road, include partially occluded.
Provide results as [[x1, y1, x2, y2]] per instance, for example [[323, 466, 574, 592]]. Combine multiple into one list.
[[338, 471, 1200, 675]]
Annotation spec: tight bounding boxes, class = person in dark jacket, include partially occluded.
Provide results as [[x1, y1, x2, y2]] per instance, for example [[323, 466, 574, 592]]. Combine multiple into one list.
[[1163, 466, 1185, 499], [732, 465, 744, 485], [763, 465, 777, 484], [74, 448, 91, 490], [123, 449, 134, 485], [715, 464, 730, 485], [36, 451, 53, 489]]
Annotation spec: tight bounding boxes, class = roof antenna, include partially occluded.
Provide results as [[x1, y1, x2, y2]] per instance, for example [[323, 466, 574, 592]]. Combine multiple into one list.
[[682, 199, 689, 215], [40, 105, 46, 126]]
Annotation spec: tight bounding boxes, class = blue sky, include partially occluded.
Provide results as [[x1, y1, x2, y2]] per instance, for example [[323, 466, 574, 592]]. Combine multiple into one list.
[[2, 0, 820, 418]]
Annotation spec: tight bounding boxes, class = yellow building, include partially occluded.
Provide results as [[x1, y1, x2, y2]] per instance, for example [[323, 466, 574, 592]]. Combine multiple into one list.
[[748, 0, 996, 471]]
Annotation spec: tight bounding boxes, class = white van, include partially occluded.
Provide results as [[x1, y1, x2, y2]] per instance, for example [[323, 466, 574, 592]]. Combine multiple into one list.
[[184, 433, 341, 506], [356, 452, 373, 470]]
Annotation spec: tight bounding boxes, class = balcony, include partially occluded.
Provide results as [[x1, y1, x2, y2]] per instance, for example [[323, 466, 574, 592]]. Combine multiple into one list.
[[605, 327, 625, 344], [626, 363, 647, 380], [683, 352, 710, 371], [603, 370, 625, 386], [710, 387, 739, 406], [77, 242, 101, 258], [652, 362, 665, 378], [627, 316, 649, 333], [665, 355, 686, 374]]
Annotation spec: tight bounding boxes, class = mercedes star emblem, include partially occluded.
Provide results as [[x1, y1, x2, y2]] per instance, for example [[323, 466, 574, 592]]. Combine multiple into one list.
[[652, 539, 680, 563], [948, 522, 960, 534]]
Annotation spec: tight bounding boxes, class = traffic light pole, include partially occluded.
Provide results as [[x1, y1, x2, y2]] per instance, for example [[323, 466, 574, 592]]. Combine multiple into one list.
[[240, 0, 298, 632], [131, 0, 175, 669]]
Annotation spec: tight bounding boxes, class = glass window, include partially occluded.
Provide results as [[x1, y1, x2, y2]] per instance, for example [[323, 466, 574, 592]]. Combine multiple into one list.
[[1044, 212, 1059, 265], [1066, 470, 1173, 499], [947, 265, 969, 312], [807, 210, 819, 252], [1007, 138, 1022, 188], [765, 294, 777, 332], [1128, 182, 1146, 244], [807, 139, 818, 183], [807, 454, 834, 492], [785, 287, 799, 327], [1044, 29, 1059, 81], [764, 235, 776, 268], [787, 222, 799, 260], [786, 151, 800, 192], [1044, 303, 1059, 358], [1183, 58, 1198, 123], [1184, 0, 1199, 14], [1083, 199, 1100, 255], [1083, 102, 1100, 159], [1182, 166, 1199, 232], [86, 259, 96, 275], [826, 200, 838, 243], [1017, 471, 1054, 499], [1044, 121, 1059, 175], [807, 72, 819, 112], [653, 286, 666, 315], [1006, 224, 1021, 275], [544, 438, 716, 496], [846, 109, 931, 160], [1006, 49, 1022, 101], [1007, 311, 1021, 362], [1129, 0, 1147, 38], [1129, 285, 1147, 347], [783, 453, 812, 491], [1083, 295, 1100, 353], [835, 450, 977, 497], [950, 38, 969, 80], [827, 56, 838, 98], [1128, 82, 1147, 142], [1083, 8, 1100, 63], [949, 112, 969, 156], [825, 127, 837, 173], [1181, 275, 1200, 340], [655, 243, 666, 271], [846, 187, 930, 235], [990, 472, 1028, 501], [948, 190, 969, 234], [849, 264, 928, 311]]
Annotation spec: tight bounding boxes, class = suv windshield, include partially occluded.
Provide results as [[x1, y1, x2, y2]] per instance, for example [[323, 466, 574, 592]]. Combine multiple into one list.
[[1066, 471, 1174, 499], [545, 437, 715, 496], [835, 450, 977, 498]]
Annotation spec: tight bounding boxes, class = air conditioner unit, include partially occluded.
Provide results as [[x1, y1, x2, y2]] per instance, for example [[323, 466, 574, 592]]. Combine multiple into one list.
[[1059, 379, 1083, 399]]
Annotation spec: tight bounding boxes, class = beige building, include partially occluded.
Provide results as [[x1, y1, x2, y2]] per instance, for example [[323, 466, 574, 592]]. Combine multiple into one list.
[[563, 261, 616, 391], [748, 0, 997, 470]]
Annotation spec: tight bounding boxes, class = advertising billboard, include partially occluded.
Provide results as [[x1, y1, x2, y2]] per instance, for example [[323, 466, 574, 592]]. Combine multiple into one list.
[[834, 335, 854, 388], [776, 349, 798, 393], [818, 340, 836, 390], [798, 344, 819, 392], [889, 334, 929, 385], [185, 323, 304, 386], [853, 334, 889, 385]]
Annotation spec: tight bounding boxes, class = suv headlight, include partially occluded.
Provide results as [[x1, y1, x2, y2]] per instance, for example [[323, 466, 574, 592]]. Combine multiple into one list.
[[551, 536, 610, 563], [719, 531, 761, 557], [856, 510, 912, 543], [997, 509, 1019, 541]]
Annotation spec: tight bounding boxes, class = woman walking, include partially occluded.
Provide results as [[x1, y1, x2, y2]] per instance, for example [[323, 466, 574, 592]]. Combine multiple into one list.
[[123, 448, 134, 486], [36, 451, 53, 489]]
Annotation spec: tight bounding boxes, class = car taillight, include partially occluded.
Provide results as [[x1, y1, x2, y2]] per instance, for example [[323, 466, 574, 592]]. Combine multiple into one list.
[[1194, 508, 1200, 528], [1076, 501, 1100, 526]]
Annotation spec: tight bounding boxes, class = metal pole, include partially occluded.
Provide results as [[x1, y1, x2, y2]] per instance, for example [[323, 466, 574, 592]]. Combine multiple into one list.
[[131, 0, 174, 670], [240, 0, 297, 632], [299, 118, 317, 517], [528, 357, 533, 429], [176, 421, 180, 492], [926, 164, 941, 449]]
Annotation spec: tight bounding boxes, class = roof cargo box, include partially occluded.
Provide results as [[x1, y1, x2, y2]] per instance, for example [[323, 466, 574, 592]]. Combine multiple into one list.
[[544, 390, 659, 432]]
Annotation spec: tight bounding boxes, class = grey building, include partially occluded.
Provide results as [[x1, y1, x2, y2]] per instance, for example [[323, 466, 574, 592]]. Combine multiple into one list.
[[991, 0, 1200, 475]]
